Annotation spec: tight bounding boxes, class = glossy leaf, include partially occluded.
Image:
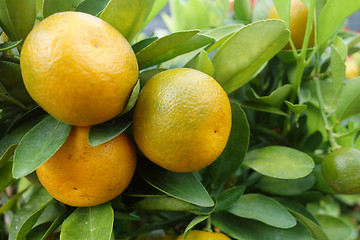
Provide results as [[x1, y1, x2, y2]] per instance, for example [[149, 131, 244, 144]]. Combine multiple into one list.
[[316, 214, 352, 240], [209, 101, 250, 188], [192, 50, 214, 76], [9, 188, 54, 240], [75, 0, 109, 16], [276, 198, 319, 224], [13, 116, 72, 178], [244, 146, 314, 179], [246, 84, 292, 107], [100, 0, 155, 42], [137, 32, 215, 69], [0, 161, 15, 192], [212, 212, 312, 240], [285, 101, 307, 114], [335, 77, 360, 121], [0, 0, 36, 41], [212, 20, 289, 93], [132, 197, 199, 212], [257, 174, 316, 196], [317, 0, 360, 46], [184, 215, 209, 239], [215, 186, 245, 211], [227, 194, 296, 229], [137, 159, 214, 207], [43, 0, 84, 18], [121, 79, 140, 114], [88, 112, 131, 147], [0, 40, 22, 52], [60, 203, 114, 240]]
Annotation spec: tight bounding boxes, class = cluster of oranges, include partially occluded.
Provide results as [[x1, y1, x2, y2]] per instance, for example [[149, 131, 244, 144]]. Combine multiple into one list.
[[20, 12, 232, 207]]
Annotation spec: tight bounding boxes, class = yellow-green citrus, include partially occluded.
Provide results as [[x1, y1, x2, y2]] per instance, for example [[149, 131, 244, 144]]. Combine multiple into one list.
[[176, 230, 231, 240]]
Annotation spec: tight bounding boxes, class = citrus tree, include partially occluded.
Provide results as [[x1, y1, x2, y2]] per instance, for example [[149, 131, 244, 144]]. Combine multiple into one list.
[[1, 0, 360, 239]]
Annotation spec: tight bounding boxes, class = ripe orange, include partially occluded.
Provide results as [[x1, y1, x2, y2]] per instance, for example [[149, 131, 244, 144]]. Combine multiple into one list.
[[132, 68, 232, 173], [20, 11, 138, 126], [321, 148, 360, 194], [36, 126, 137, 207], [176, 230, 230, 240], [268, 0, 314, 50]]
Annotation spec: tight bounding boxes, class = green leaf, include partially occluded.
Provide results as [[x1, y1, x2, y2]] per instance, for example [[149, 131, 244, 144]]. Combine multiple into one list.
[[272, 0, 290, 27], [191, 50, 214, 76], [203, 24, 244, 53], [100, 0, 155, 42], [244, 146, 314, 179], [212, 212, 312, 240], [88, 112, 131, 147], [285, 101, 307, 114], [241, 102, 288, 116], [43, 0, 84, 18], [137, 159, 214, 208], [209, 101, 249, 187], [9, 187, 54, 240], [331, 45, 345, 95], [257, 174, 316, 196], [184, 215, 209, 239], [316, 214, 352, 240], [276, 198, 319, 224], [0, 0, 36, 41], [0, 161, 15, 192], [0, 108, 46, 161], [75, 0, 109, 16], [227, 194, 296, 229], [132, 37, 158, 54], [38, 211, 67, 240], [0, 40, 22, 52], [234, 0, 252, 22], [335, 77, 360, 121], [246, 84, 292, 107], [121, 79, 140, 114], [132, 197, 199, 212], [215, 186, 245, 212], [137, 32, 215, 69], [317, 0, 360, 46], [142, 0, 168, 29], [60, 203, 114, 240], [13, 116, 72, 179], [212, 19, 290, 93], [139, 68, 166, 88]]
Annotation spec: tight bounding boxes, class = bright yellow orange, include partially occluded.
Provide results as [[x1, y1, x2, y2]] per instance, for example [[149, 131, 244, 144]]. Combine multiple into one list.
[[345, 57, 359, 79], [20, 11, 138, 126], [268, 0, 314, 50], [36, 127, 137, 207], [132, 68, 232, 173], [176, 230, 231, 240]]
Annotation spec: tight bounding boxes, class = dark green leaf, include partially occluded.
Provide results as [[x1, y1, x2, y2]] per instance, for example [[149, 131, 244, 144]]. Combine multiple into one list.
[[88, 112, 131, 147], [316, 214, 352, 240], [212, 20, 290, 93], [13, 116, 72, 178], [215, 186, 245, 212], [39, 211, 67, 240], [212, 212, 312, 240], [289, 211, 329, 240], [244, 146, 314, 179], [275, 198, 319, 224], [100, 0, 155, 42], [137, 159, 214, 207], [0, 0, 36, 41], [335, 77, 360, 121], [132, 197, 199, 211], [0, 40, 22, 52], [257, 174, 316, 196], [43, 0, 84, 18], [9, 187, 54, 240], [227, 194, 296, 229], [0, 161, 15, 192], [209, 101, 250, 188], [317, 0, 360, 46], [75, 0, 109, 16], [60, 203, 114, 240]]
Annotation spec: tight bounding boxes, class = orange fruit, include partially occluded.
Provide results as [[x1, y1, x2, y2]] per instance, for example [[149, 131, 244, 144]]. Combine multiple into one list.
[[36, 126, 137, 207], [132, 68, 231, 173], [20, 11, 138, 126], [321, 148, 360, 194], [345, 57, 359, 79], [268, 0, 314, 50], [176, 230, 231, 240]]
